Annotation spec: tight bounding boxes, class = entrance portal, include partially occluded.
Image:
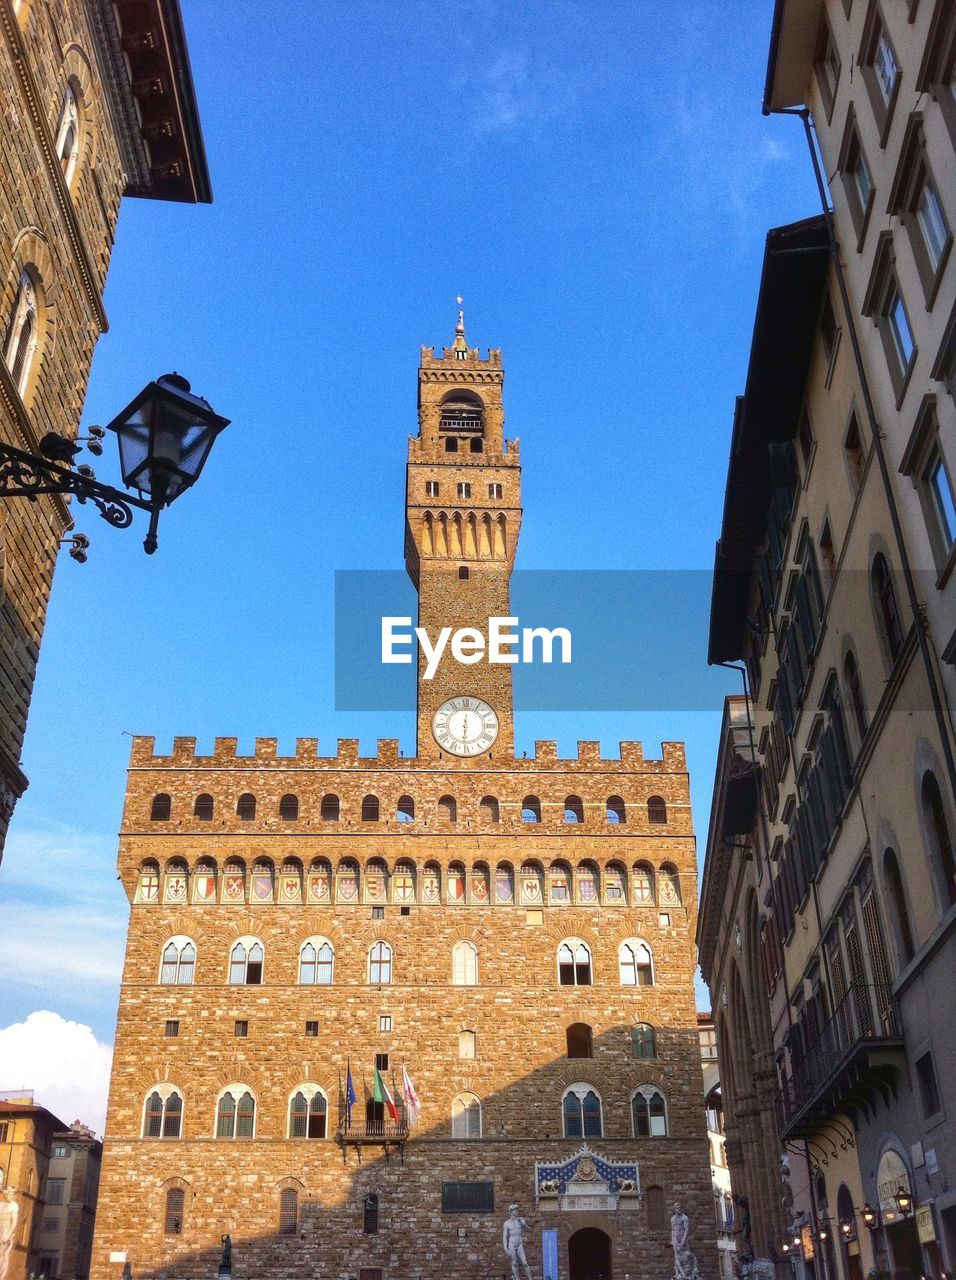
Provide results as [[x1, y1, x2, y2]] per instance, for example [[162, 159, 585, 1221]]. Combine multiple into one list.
[[568, 1227, 612, 1280]]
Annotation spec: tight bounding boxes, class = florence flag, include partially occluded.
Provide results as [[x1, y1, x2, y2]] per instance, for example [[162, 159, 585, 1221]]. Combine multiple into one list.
[[373, 1066, 399, 1121], [402, 1064, 421, 1127]]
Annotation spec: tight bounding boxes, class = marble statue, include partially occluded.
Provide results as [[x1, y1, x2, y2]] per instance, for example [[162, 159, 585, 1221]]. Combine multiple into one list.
[[503, 1203, 533, 1280], [0, 1190, 19, 1280], [670, 1202, 700, 1280]]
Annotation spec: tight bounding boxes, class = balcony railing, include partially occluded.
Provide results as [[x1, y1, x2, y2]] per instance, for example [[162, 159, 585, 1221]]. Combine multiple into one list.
[[776, 984, 904, 1139]]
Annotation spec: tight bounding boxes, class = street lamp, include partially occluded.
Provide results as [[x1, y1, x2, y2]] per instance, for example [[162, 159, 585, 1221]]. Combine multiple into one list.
[[0, 373, 228, 554], [817, 1220, 831, 1243], [894, 1190, 914, 1218], [860, 1204, 879, 1231]]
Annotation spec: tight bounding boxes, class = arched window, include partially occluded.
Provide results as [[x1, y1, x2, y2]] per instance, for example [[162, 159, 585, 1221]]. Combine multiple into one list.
[[369, 941, 392, 985], [279, 1188, 298, 1235], [288, 1087, 328, 1138], [632, 1087, 667, 1136], [55, 84, 79, 185], [522, 795, 541, 823], [633, 862, 655, 905], [922, 771, 956, 910], [229, 939, 264, 985], [279, 793, 299, 821], [160, 938, 195, 985], [566, 1023, 593, 1058], [3, 270, 39, 396], [871, 553, 904, 662], [562, 1085, 602, 1138], [440, 390, 484, 437], [843, 652, 868, 745], [659, 863, 681, 906], [397, 794, 415, 822], [164, 1187, 184, 1234], [320, 793, 339, 821], [236, 792, 256, 821], [136, 860, 160, 904], [632, 1023, 656, 1058], [361, 794, 379, 822], [143, 1088, 183, 1138], [438, 794, 457, 822], [619, 939, 654, 986], [451, 1093, 482, 1138], [194, 793, 214, 821], [606, 795, 626, 824], [299, 938, 334, 985], [216, 1088, 255, 1139], [883, 848, 915, 964], [452, 940, 478, 985], [647, 795, 668, 824], [558, 939, 592, 986], [480, 796, 500, 823], [150, 793, 171, 821], [564, 795, 584, 824]]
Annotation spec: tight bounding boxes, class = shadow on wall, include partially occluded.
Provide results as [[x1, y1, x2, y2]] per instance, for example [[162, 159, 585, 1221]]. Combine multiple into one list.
[[113, 1026, 714, 1280]]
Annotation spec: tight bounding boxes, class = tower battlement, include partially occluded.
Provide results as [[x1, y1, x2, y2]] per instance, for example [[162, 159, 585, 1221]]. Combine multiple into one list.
[[128, 735, 687, 771]]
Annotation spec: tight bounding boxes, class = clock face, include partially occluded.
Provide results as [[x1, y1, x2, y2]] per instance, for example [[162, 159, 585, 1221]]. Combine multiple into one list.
[[432, 697, 499, 757]]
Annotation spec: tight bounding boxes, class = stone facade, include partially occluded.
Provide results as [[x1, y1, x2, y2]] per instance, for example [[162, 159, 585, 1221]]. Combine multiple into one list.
[[0, 1101, 101, 1280], [90, 330, 714, 1280], [702, 4, 956, 1279], [0, 0, 210, 864]]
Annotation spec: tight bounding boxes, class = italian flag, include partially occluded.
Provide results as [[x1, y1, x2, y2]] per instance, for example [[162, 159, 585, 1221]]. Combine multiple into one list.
[[373, 1066, 399, 1121]]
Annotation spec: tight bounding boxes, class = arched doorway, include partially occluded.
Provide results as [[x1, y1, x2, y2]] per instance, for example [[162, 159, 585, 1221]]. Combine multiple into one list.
[[568, 1227, 611, 1280]]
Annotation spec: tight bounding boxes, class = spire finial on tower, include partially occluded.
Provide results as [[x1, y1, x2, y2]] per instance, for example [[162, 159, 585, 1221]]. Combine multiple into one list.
[[453, 295, 467, 352]]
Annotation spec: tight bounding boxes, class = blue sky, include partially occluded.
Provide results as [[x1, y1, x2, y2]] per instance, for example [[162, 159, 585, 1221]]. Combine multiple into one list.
[[0, 1, 820, 1128]]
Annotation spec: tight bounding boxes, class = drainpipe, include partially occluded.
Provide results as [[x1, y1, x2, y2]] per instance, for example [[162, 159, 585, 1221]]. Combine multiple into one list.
[[763, 104, 956, 813]]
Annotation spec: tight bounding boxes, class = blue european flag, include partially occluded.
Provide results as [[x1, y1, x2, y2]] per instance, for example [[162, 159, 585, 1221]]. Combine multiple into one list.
[[346, 1059, 357, 1126]]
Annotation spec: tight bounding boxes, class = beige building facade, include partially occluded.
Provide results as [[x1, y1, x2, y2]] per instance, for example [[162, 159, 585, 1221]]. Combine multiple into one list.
[[0, 1101, 102, 1280], [0, 0, 210, 862], [703, 4, 956, 1279], [90, 324, 714, 1280]]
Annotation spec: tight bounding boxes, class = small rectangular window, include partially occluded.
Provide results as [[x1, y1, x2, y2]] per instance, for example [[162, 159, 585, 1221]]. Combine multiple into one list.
[[658, 912, 671, 928], [51, 1145, 68, 1159], [46, 1179, 65, 1206], [371, 905, 384, 921], [0, 1123, 8, 1143], [379, 1015, 392, 1032], [815, 16, 841, 118], [839, 113, 875, 246], [363, 1195, 379, 1235], [375, 1052, 389, 1071], [457, 482, 471, 498], [426, 481, 440, 497], [235, 1020, 249, 1038], [305, 1020, 319, 1037], [916, 1051, 942, 1117], [165, 1020, 180, 1038], [860, 7, 901, 140], [488, 483, 503, 499], [798, 407, 815, 469], [400, 905, 410, 916], [927, 452, 956, 550], [459, 1029, 476, 1059], [442, 1182, 494, 1213]]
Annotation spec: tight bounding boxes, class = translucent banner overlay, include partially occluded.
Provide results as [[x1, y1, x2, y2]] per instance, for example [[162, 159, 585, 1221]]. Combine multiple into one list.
[[335, 570, 735, 712]]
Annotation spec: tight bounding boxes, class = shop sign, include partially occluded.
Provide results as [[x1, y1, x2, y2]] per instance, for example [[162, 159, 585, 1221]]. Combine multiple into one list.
[[916, 1205, 936, 1244]]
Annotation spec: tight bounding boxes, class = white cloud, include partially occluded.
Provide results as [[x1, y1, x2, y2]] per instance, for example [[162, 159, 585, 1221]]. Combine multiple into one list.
[[469, 49, 574, 136], [0, 1012, 112, 1137]]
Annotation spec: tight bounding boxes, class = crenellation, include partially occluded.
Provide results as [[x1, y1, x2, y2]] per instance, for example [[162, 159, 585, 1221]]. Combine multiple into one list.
[[295, 737, 319, 758], [535, 740, 557, 759], [377, 738, 399, 764], [171, 737, 197, 760], [255, 737, 278, 759], [213, 736, 238, 759], [337, 738, 359, 762]]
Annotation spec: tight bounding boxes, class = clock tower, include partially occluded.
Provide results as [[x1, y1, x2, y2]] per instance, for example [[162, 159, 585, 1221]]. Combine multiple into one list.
[[405, 308, 522, 760]]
